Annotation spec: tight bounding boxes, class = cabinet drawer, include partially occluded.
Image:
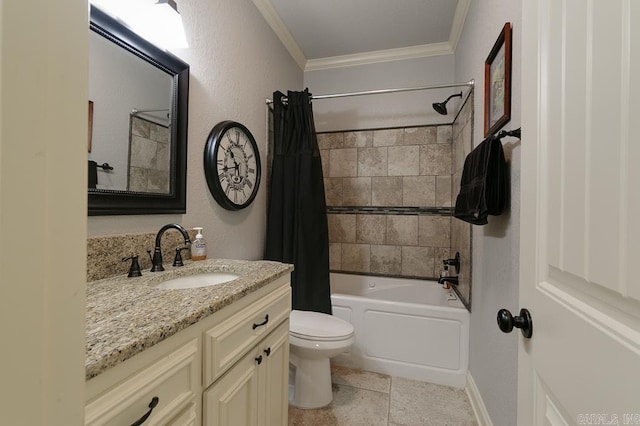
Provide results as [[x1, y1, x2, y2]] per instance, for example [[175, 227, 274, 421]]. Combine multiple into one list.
[[166, 401, 197, 426], [204, 284, 290, 386], [85, 339, 199, 426]]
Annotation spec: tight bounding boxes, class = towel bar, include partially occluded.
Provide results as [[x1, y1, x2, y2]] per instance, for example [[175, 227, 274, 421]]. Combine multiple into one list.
[[496, 127, 521, 140]]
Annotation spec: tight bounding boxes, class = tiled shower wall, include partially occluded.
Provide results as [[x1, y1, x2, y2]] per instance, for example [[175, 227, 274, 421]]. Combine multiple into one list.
[[128, 116, 171, 193], [320, 126, 454, 279], [451, 95, 474, 308]]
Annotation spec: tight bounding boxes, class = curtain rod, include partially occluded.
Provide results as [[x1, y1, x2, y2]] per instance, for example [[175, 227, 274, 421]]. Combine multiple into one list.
[[265, 80, 474, 105]]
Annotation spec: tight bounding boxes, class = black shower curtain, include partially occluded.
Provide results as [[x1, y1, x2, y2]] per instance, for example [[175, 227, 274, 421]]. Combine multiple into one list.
[[265, 90, 332, 314]]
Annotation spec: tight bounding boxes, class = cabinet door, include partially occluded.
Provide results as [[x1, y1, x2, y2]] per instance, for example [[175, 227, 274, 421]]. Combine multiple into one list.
[[203, 349, 260, 426], [258, 320, 289, 426]]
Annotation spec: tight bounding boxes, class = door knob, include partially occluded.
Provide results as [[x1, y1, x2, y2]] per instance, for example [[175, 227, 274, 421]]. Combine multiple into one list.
[[497, 308, 533, 338]]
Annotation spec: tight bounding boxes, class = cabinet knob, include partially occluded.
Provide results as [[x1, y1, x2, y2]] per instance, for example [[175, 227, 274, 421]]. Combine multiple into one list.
[[255, 355, 263, 365], [264, 347, 271, 357]]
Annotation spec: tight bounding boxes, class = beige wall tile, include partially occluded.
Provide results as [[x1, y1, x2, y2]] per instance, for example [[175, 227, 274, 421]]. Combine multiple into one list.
[[388, 146, 420, 176], [356, 215, 386, 244], [131, 117, 151, 138], [328, 214, 356, 243], [324, 178, 343, 206], [419, 144, 452, 176], [452, 172, 462, 204], [320, 149, 330, 177], [402, 176, 436, 207], [453, 132, 466, 175], [342, 243, 371, 273], [371, 245, 402, 275], [343, 177, 372, 205], [128, 168, 148, 192], [329, 148, 358, 177], [317, 132, 344, 150], [358, 147, 387, 177], [345, 131, 373, 148], [387, 215, 418, 246], [433, 247, 451, 278], [401, 246, 435, 277], [329, 243, 342, 270], [418, 216, 451, 247], [156, 142, 170, 171], [435, 175, 452, 207], [436, 125, 453, 144], [371, 177, 402, 206], [373, 128, 403, 147], [147, 169, 170, 192], [404, 126, 436, 145], [130, 136, 158, 169]]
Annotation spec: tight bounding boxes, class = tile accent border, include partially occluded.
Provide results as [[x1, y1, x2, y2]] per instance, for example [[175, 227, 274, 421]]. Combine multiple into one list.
[[327, 206, 454, 216]]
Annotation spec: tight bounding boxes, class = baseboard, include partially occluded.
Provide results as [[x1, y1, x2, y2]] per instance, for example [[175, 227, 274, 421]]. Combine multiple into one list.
[[465, 371, 493, 426]]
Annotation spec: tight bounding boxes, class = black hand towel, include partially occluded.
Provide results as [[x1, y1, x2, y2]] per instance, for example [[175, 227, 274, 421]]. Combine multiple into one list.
[[88, 160, 98, 189], [454, 136, 507, 225]]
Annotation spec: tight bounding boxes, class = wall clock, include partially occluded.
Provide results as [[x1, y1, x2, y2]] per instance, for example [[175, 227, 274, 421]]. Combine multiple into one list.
[[204, 120, 261, 210]]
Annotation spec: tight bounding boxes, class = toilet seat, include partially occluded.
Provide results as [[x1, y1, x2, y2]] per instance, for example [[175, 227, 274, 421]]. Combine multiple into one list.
[[289, 310, 354, 341]]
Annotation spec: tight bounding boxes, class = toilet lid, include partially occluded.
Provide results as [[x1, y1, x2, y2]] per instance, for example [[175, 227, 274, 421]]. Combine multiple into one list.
[[289, 310, 354, 340]]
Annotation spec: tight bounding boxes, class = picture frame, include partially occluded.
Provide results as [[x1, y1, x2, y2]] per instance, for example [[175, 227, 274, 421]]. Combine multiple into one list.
[[484, 22, 512, 137]]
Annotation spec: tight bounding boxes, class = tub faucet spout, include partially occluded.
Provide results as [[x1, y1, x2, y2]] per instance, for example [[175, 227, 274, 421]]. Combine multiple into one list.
[[438, 276, 458, 286], [150, 223, 191, 272]]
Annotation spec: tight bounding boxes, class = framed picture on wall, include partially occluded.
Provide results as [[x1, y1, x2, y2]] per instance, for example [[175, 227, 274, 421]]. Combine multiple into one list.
[[484, 22, 512, 137]]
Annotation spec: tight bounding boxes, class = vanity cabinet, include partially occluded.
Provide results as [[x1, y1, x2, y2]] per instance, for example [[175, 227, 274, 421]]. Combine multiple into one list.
[[203, 320, 289, 426], [85, 274, 290, 426]]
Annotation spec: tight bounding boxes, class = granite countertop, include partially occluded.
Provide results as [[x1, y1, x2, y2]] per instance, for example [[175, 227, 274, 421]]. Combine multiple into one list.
[[86, 258, 293, 380]]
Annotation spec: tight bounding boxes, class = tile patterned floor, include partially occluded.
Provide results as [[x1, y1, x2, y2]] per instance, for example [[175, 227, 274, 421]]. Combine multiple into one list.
[[288, 365, 477, 426]]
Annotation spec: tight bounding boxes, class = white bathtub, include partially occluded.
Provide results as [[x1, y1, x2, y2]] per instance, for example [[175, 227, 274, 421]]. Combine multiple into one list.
[[330, 272, 470, 388]]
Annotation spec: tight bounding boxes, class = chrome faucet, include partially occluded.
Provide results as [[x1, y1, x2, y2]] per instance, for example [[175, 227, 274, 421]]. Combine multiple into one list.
[[438, 276, 458, 286], [150, 224, 191, 272]]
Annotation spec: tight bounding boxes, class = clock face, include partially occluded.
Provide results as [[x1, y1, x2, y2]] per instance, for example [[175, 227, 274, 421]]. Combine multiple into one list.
[[204, 121, 261, 210]]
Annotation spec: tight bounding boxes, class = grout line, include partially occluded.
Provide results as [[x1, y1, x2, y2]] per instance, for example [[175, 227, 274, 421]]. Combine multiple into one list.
[[387, 375, 393, 425]]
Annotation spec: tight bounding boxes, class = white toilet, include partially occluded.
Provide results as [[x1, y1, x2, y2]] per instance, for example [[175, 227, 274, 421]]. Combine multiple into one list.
[[288, 309, 355, 409]]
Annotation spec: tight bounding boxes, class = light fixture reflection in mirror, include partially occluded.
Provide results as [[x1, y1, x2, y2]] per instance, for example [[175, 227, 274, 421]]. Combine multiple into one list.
[[89, 0, 188, 49]]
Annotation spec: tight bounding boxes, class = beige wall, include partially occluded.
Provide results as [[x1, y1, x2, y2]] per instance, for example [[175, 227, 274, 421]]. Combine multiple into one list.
[[304, 55, 458, 132], [0, 1, 88, 424], [88, 0, 304, 262]]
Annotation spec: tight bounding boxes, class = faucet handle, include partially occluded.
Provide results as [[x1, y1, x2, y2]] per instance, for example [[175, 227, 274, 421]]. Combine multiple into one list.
[[122, 255, 142, 278], [173, 247, 188, 267], [443, 252, 461, 274]]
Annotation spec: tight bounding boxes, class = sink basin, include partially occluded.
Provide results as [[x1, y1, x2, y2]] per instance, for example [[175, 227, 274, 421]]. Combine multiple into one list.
[[153, 272, 240, 290]]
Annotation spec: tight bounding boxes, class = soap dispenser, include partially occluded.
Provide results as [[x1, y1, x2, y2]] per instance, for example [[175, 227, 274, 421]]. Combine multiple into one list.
[[191, 227, 207, 261]]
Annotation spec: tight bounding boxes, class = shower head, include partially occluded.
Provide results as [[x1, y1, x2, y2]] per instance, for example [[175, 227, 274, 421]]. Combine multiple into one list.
[[432, 92, 463, 115]]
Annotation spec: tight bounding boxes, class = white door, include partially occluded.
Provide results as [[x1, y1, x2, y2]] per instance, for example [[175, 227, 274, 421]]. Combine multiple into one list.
[[519, 1, 640, 424]]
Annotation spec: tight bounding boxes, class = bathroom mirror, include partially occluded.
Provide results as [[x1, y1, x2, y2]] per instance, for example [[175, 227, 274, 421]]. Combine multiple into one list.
[[88, 5, 189, 215]]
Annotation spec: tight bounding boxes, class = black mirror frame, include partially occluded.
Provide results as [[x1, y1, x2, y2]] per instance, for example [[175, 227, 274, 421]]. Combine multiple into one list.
[[88, 5, 189, 215]]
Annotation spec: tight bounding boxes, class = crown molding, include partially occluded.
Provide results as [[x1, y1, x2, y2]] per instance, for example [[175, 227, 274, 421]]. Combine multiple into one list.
[[253, 0, 472, 72], [449, 0, 471, 51], [305, 42, 454, 72], [251, 0, 307, 70]]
